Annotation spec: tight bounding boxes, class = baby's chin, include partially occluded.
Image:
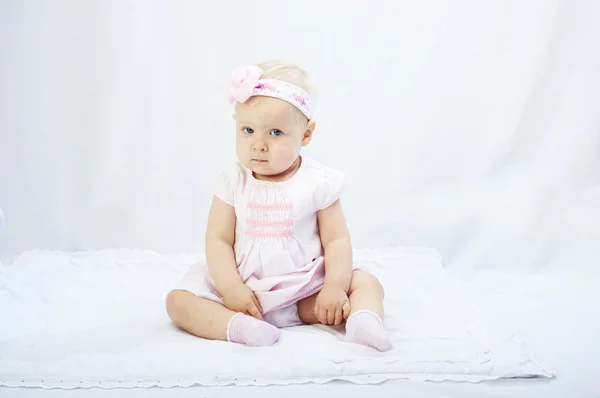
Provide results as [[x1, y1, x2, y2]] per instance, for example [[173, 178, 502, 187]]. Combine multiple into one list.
[[248, 161, 292, 179], [253, 166, 284, 176]]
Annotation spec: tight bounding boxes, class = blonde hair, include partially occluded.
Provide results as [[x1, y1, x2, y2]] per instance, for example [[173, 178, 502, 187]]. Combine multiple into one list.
[[256, 59, 318, 100]]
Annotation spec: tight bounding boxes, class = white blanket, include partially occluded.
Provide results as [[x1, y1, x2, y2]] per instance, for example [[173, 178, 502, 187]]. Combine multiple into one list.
[[0, 248, 554, 389]]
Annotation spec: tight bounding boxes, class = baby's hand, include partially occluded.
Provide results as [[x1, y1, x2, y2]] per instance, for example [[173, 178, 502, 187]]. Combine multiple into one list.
[[314, 285, 351, 326], [222, 283, 264, 320]]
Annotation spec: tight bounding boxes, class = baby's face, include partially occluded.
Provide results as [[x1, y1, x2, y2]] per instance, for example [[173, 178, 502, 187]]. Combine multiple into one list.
[[234, 96, 313, 179]]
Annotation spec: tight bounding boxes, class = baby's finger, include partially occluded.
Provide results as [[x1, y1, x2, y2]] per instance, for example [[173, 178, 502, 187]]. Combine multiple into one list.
[[313, 302, 320, 320], [342, 301, 351, 320], [326, 309, 335, 325], [334, 308, 343, 326], [319, 307, 328, 324], [248, 303, 263, 320]]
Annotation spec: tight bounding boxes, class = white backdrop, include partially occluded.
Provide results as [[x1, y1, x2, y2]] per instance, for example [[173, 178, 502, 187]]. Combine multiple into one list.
[[1, 0, 599, 271]]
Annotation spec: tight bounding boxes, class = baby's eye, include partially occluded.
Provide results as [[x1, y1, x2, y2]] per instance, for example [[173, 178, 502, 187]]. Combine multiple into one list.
[[270, 129, 283, 136], [243, 127, 254, 134]]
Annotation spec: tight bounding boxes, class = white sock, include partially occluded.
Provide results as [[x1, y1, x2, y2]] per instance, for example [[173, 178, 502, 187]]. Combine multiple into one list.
[[226, 313, 280, 347], [344, 310, 392, 351]]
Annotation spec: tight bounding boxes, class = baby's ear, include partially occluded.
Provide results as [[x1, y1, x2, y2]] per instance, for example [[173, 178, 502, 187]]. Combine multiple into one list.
[[301, 120, 316, 147], [232, 113, 237, 121]]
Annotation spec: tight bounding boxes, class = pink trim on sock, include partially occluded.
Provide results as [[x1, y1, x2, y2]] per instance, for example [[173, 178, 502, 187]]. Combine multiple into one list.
[[226, 313, 244, 342], [344, 310, 391, 352], [347, 310, 382, 325], [226, 312, 281, 347]]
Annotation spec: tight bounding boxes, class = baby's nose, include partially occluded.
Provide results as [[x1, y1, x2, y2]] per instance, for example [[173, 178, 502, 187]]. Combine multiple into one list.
[[253, 139, 267, 152]]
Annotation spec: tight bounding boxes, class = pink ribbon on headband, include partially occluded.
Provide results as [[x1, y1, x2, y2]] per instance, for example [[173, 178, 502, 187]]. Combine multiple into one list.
[[227, 65, 264, 104], [227, 65, 313, 120]]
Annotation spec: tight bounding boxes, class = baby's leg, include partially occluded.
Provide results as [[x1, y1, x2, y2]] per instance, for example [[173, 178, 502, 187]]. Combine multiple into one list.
[[166, 289, 235, 341], [166, 290, 280, 346], [345, 270, 391, 351], [297, 270, 385, 324], [297, 292, 320, 324], [297, 271, 391, 351], [347, 270, 384, 317]]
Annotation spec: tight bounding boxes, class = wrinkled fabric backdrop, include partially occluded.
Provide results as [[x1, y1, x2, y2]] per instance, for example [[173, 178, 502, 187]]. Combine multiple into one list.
[[1, 0, 599, 271]]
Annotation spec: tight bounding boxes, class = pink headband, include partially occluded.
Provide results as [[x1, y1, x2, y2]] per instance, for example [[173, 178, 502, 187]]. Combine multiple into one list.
[[227, 65, 314, 120]]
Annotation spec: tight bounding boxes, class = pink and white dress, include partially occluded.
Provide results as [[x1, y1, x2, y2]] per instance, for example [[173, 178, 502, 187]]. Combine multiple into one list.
[[174, 157, 350, 327]]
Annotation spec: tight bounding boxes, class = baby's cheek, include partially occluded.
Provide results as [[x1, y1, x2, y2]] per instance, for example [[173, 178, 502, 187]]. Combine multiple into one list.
[[276, 141, 301, 158]]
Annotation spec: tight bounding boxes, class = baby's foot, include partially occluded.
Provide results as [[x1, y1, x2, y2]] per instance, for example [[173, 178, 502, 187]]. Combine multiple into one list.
[[344, 310, 392, 351], [226, 313, 280, 346]]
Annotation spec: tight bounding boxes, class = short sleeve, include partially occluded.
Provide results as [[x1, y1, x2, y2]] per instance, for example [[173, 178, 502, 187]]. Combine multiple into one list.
[[315, 167, 349, 210], [213, 165, 239, 206]]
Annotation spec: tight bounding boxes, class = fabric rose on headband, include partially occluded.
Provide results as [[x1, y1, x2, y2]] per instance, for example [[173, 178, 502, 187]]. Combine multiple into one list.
[[228, 65, 264, 104]]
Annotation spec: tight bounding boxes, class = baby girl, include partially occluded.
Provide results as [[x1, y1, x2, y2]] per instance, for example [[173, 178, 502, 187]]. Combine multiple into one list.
[[166, 59, 391, 351]]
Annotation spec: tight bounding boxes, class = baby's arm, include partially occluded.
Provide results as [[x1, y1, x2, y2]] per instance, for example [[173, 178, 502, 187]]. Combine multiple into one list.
[[205, 195, 263, 319], [312, 199, 353, 325], [205, 195, 243, 292], [317, 199, 353, 293]]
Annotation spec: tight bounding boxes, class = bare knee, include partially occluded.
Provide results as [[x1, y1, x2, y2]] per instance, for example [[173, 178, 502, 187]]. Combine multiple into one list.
[[349, 270, 383, 295], [166, 289, 194, 321]]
